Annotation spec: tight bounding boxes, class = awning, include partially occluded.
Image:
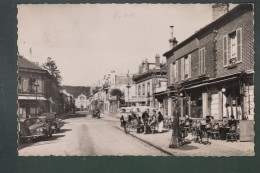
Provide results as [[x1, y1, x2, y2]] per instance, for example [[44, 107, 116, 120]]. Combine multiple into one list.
[[18, 96, 47, 101]]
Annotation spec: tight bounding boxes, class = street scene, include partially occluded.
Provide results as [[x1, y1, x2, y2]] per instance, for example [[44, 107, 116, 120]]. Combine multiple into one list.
[[17, 3, 254, 156]]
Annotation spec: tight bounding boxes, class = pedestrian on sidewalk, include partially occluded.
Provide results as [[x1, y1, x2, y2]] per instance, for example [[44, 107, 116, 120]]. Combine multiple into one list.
[[142, 110, 149, 134], [157, 111, 164, 133]]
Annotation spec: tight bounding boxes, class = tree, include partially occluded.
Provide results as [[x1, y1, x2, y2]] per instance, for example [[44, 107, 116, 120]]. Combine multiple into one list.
[[169, 85, 184, 148], [43, 57, 62, 84], [110, 89, 124, 100]]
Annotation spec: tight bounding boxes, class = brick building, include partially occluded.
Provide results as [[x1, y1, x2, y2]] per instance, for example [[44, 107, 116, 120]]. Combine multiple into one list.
[[163, 4, 254, 121], [132, 55, 167, 109], [18, 56, 60, 118]]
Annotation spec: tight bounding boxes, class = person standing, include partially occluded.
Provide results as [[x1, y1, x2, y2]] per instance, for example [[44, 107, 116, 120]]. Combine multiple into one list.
[[157, 111, 164, 133], [142, 110, 149, 134]]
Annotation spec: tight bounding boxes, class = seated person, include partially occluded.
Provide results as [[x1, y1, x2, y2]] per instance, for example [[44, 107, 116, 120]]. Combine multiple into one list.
[[222, 117, 229, 128], [136, 117, 144, 133], [229, 115, 237, 127], [149, 115, 156, 127]]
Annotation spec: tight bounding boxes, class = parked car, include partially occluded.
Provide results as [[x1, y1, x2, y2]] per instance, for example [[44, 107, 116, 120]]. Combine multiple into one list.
[[19, 116, 52, 142], [41, 112, 63, 133]]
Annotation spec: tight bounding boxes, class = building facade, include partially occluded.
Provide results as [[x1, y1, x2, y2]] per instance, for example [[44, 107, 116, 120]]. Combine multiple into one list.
[[132, 55, 167, 109], [163, 4, 254, 121], [18, 56, 60, 118]]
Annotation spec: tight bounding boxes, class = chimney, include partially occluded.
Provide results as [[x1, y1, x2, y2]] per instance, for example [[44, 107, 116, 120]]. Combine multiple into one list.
[[212, 3, 229, 21], [144, 59, 149, 72], [138, 64, 143, 74], [169, 26, 178, 49], [155, 54, 160, 69]]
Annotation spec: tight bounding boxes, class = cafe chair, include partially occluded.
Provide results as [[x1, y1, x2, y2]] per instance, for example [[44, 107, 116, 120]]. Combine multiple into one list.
[[211, 124, 220, 140], [226, 124, 238, 142], [184, 120, 191, 133]]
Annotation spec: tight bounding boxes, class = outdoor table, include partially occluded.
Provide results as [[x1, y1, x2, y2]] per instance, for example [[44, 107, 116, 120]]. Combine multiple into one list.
[[219, 127, 230, 140]]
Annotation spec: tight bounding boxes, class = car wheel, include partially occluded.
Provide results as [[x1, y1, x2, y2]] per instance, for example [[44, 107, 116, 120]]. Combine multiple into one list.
[[49, 131, 53, 137], [44, 133, 48, 140]]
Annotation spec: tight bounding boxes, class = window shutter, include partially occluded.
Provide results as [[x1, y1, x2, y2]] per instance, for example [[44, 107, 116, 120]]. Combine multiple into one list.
[[188, 54, 191, 78], [176, 60, 178, 82], [181, 58, 184, 80], [237, 28, 242, 62], [203, 48, 206, 74], [199, 49, 201, 75], [223, 35, 228, 66], [170, 63, 173, 84], [228, 35, 231, 64]]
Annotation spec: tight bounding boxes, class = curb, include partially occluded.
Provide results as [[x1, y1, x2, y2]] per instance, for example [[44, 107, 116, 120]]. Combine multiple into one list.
[[115, 126, 174, 156]]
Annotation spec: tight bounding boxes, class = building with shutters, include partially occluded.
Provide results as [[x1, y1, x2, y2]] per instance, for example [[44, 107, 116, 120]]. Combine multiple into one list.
[[18, 56, 60, 118], [132, 55, 167, 110], [163, 4, 254, 121]]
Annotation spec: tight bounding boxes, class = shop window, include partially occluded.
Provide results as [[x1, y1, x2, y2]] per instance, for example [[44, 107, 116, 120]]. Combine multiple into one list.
[[224, 86, 241, 119], [190, 93, 202, 118], [223, 28, 242, 67]]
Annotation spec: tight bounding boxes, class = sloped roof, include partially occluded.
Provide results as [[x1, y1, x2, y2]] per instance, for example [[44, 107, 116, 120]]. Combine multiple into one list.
[[62, 85, 91, 98], [163, 4, 253, 57], [18, 56, 45, 71]]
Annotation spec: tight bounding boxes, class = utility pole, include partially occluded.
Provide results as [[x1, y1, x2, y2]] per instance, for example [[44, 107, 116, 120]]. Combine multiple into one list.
[[34, 81, 39, 116], [126, 70, 131, 107]]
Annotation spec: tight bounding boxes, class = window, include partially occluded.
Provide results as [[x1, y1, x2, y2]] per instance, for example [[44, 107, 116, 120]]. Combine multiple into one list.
[[223, 28, 242, 66], [142, 84, 145, 95], [181, 54, 191, 80], [170, 61, 178, 83], [18, 77, 23, 92], [138, 85, 141, 96], [147, 82, 150, 96], [28, 78, 36, 93], [199, 47, 206, 75]]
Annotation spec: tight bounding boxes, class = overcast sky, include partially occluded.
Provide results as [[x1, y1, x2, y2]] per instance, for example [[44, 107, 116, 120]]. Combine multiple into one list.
[[18, 4, 237, 86]]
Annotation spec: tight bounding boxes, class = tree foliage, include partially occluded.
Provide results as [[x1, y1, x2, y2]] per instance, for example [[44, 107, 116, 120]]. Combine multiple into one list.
[[43, 57, 62, 84], [110, 89, 124, 99]]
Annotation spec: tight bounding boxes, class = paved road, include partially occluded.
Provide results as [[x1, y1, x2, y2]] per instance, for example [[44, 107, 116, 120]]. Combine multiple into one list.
[[18, 112, 168, 156]]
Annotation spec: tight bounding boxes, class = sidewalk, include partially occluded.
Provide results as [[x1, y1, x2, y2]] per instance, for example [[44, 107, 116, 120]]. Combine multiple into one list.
[[102, 113, 255, 156]]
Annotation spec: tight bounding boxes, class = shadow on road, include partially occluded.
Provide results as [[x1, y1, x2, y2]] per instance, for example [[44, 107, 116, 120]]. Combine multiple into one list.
[[62, 114, 87, 119], [177, 140, 199, 150], [18, 134, 66, 150], [56, 128, 72, 133]]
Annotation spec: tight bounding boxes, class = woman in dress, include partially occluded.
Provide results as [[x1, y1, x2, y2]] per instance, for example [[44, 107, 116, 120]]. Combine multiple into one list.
[[157, 111, 164, 133]]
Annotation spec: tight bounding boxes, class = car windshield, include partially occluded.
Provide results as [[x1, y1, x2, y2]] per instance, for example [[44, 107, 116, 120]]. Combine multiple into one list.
[[25, 118, 45, 126]]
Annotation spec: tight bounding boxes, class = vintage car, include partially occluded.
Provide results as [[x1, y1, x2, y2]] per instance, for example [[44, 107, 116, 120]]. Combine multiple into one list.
[[19, 116, 52, 142], [41, 112, 63, 133]]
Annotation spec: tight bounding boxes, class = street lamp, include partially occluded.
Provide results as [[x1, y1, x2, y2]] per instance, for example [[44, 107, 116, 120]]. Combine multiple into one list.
[[221, 88, 226, 119], [34, 81, 39, 116]]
